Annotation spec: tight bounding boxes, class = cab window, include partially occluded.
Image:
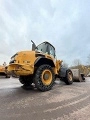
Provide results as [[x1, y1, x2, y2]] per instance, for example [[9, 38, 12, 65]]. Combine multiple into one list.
[[49, 45, 55, 58]]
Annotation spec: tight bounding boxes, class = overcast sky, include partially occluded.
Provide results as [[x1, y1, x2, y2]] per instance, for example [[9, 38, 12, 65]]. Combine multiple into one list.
[[0, 0, 90, 66]]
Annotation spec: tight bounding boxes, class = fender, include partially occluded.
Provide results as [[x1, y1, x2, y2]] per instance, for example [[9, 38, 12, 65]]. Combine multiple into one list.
[[34, 57, 55, 67], [59, 67, 68, 77]]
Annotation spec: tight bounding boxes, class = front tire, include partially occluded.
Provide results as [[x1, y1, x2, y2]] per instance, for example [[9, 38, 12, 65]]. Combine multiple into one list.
[[63, 69, 73, 85], [34, 64, 55, 92]]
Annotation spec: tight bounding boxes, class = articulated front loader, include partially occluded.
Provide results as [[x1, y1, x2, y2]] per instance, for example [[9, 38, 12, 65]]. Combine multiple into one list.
[[7, 40, 73, 91], [0, 65, 10, 78]]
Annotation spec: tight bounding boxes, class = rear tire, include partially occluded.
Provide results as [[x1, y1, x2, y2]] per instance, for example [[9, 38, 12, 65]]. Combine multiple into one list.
[[19, 75, 33, 85], [6, 74, 10, 78], [19, 75, 34, 90], [63, 69, 73, 85], [34, 64, 55, 92]]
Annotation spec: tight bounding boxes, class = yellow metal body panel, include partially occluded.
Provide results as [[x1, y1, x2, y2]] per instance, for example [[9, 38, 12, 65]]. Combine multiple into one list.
[[54, 60, 63, 74], [7, 51, 36, 75], [8, 63, 34, 75], [44, 54, 62, 74], [8, 50, 63, 76], [0, 65, 6, 73]]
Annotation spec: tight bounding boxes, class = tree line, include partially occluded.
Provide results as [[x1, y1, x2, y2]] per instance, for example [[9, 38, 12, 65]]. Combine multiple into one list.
[[63, 55, 90, 76]]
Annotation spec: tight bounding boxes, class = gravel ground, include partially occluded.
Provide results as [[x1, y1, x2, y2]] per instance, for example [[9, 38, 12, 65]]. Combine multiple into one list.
[[0, 76, 90, 120]]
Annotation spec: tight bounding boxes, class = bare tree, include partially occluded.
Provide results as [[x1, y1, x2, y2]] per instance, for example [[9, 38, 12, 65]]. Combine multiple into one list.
[[62, 61, 68, 68], [71, 59, 83, 72], [87, 54, 90, 65], [72, 59, 81, 66]]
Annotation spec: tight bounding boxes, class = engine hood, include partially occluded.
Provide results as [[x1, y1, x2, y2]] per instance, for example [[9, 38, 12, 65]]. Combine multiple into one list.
[[10, 51, 36, 65]]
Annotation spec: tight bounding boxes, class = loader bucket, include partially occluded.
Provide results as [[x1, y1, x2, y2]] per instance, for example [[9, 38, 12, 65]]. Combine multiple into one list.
[[71, 69, 85, 82]]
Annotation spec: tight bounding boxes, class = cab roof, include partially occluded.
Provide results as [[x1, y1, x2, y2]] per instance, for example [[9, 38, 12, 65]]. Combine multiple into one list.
[[38, 41, 55, 50]]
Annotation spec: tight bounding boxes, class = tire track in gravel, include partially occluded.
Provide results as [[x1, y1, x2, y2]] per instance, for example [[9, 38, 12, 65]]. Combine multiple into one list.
[[0, 78, 90, 120], [0, 86, 88, 110], [0, 82, 89, 110], [31, 93, 90, 120], [1, 92, 89, 120]]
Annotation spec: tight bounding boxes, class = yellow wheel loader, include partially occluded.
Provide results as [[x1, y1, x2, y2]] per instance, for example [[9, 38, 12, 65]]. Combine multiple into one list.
[[7, 40, 73, 91], [0, 65, 10, 78]]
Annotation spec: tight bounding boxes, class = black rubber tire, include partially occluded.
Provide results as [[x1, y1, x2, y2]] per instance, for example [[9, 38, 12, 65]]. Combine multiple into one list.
[[63, 69, 73, 85], [19, 75, 33, 85], [6, 75, 10, 78], [33, 64, 55, 92]]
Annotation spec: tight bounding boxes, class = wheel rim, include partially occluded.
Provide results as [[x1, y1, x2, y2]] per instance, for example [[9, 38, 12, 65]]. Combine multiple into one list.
[[68, 72, 72, 81], [42, 69, 52, 85]]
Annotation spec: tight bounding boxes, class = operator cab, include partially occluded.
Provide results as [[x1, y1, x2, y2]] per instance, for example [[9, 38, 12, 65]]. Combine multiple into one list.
[[31, 40, 56, 58]]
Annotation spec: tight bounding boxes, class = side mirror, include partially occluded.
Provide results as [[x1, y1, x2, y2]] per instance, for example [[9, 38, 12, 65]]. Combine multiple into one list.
[[31, 40, 36, 50]]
